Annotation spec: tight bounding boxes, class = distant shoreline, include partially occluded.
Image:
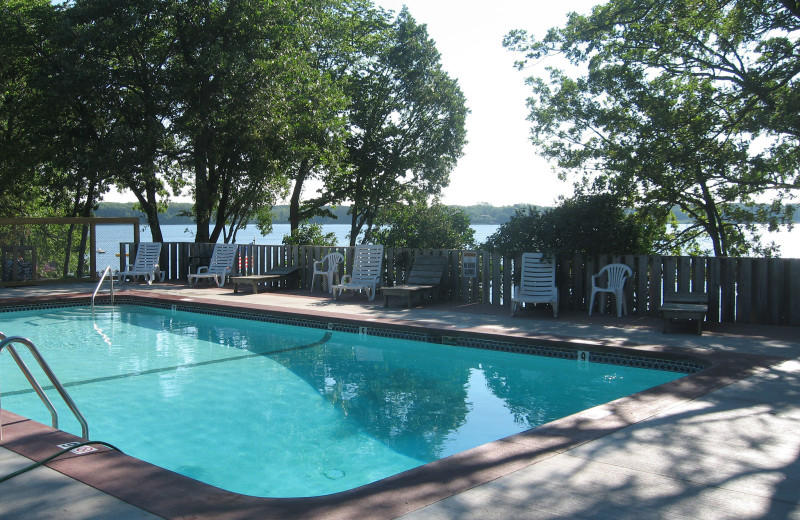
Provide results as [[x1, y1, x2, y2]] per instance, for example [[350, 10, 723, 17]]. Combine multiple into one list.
[[94, 202, 539, 226], [94, 201, 800, 226]]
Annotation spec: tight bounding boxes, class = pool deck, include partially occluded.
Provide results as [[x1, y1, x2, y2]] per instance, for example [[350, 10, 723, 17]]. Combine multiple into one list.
[[1, 281, 799, 519]]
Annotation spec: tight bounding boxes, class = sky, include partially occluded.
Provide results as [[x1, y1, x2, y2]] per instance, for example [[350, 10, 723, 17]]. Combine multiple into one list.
[[374, 0, 599, 207]]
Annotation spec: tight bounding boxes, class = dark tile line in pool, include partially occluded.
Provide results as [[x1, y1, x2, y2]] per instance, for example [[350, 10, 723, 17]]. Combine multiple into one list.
[[0, 300, 89, 313], [0, 298, 704, 374], [456, 336, 703, 373]]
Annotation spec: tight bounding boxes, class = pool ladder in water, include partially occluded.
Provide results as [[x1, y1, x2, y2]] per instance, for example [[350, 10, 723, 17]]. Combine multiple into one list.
[[92, 265, 116, 311], [0, 333, 89, 439]]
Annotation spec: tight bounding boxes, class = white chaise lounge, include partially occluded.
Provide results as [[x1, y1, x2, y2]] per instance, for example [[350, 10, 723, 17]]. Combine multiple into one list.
[[510, 252, 559, 317], [188, 243, 238, 288], [117, 242, 163, 284], [332, 244, 384, 301]]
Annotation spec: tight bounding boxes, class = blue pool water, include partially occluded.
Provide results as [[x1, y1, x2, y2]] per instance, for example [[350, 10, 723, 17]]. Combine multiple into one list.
[[0, 305, 686, 497]]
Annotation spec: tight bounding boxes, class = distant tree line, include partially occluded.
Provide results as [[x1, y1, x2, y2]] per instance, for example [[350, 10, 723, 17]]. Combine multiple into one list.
[[94, 202, 542, 226]]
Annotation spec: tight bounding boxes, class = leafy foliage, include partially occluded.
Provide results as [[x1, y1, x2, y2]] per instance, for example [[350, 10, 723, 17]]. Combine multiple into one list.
[[2, 0, 466, 249], [483, 194, 659, 257], [371, 199, 476, 249], [505, 0, 800, 256], [338, 8, 469, 245], [282, 223, 338, 247]]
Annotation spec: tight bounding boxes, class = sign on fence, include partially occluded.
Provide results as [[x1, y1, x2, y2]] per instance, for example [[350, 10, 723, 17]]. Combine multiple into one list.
[[462, 251, 477, 278]]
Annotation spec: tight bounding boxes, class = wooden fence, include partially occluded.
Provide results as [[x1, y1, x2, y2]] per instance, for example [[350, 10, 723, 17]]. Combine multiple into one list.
[[119, 243, 800, 327]]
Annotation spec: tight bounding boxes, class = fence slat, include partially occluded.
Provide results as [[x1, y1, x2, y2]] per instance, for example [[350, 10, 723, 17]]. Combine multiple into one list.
[[480, 251, 490, 304], [707, 257, 720, 324], [571, 254, 584, 312], [753, 258, 769, 324], [737, 258, 752, 324], [503, 255, 513, 309], [635, 255, 648, 314], [789, 260, 800, 326], [491, 253, 501, 305], [692, 257, 706, 293], [677, 257, 690, 292]]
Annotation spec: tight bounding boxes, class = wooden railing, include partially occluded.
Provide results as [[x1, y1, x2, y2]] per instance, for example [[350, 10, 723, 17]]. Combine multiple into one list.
[[119, 243, 800, 327], [0, 217, 139, 287]]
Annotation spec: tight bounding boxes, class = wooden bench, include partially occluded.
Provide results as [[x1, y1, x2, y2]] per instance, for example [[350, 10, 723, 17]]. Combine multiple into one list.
[[659, 292, 708, 335], [231, 266, 299, 294], [381, 255, 447, 308]]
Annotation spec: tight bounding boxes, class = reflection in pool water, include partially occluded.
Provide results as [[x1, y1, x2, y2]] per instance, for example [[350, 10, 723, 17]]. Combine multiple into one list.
[[1, 305, 683, 497]]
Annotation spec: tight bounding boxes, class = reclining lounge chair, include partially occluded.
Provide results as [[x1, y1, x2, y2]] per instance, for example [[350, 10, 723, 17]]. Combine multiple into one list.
[[510, 252, 558, 317], [332, 244, 384, 301], [117, 242, 163, 285], [187, 243, 238, 288], [380, 254, 447, 307]]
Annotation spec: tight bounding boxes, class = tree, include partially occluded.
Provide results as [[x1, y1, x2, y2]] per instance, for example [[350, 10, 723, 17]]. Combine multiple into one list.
[[282, 223, 338, 246], [168, 0, 309, 243], [505, 0, 800, 256], [483, 193, 658, 258], [337, 8, 468, 246], [0, 0, 80, 217], [282, 0, 377, 235], [371, 197, 475, 249], [49, 0, 181, 242]]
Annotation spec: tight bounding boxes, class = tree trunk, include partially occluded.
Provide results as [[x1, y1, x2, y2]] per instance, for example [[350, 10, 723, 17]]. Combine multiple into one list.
[[289, 158, 311, 233], [194, 157, 211, 243], [133, 186, 164, 242]]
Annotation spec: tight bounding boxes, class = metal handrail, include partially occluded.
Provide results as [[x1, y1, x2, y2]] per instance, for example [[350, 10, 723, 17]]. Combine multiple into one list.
[[92, 265, 115, 310], [0, 333, 89, 439]]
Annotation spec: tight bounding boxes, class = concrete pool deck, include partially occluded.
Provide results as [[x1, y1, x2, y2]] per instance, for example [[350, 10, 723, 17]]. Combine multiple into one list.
[[1, 281, 799, 519]]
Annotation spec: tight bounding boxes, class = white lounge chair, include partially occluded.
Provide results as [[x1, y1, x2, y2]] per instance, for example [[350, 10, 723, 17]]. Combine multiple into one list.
[[589, 263, 632, 317], [510, 252, 558, 317], [117, 242, 163, 284], [310, 252, 344, 293], [332, 244, 384, 301], [188, 243, 238, 288]]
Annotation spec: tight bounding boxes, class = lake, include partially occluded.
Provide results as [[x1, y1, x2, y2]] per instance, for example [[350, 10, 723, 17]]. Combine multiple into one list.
[[139, 223, 502, 248], [102, 223, 797, 258]]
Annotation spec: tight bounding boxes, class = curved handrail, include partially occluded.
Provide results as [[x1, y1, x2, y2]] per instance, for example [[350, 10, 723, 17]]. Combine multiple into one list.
[[92, 265, 115, 311], [0, 334, 89, 439], [0, 335, 58, 434]]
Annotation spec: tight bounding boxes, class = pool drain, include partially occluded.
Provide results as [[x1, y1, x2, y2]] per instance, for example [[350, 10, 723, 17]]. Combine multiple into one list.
[[324, 469, 345, 480]]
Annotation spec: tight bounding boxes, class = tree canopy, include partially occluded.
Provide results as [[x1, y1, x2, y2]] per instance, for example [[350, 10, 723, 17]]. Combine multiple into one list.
[[337, 8, 468, 245], [483, 193, 658, 257], [1, 0, 466, 248], [371, 197, 476, 250], [505, 0, 800, 256]]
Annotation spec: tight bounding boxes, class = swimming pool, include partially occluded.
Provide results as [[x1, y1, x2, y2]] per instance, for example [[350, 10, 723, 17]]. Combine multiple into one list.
[[0, 302, 698, 498]]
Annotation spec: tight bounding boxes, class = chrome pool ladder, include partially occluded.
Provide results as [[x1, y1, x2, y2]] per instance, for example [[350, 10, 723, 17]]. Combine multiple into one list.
[[0, 333, 89, 439], [92, 265, 115, 311]]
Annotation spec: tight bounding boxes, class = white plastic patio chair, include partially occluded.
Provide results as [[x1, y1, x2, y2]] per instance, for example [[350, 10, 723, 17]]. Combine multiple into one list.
[[589, 263, 633, 317], [310, 252, 344, 293], [117, 242, 163, 284], [510, 252, 559, 317], [332, 244, 384, 301], [187, 243, 238, 288]]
